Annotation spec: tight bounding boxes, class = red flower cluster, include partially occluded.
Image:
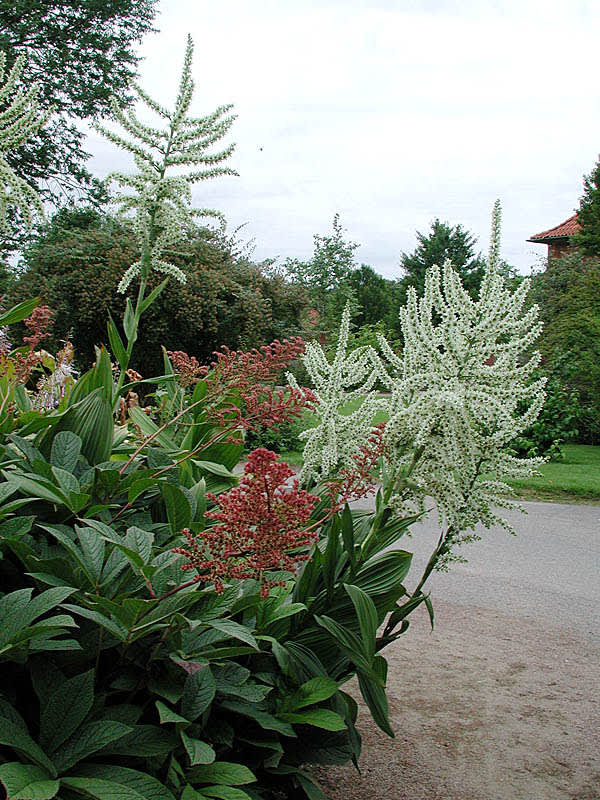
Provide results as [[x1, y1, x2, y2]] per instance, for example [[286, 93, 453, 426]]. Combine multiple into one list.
[[172, 448, 319, 597], [210, 338, 307, 387], [167, 350, 205, 387], [326, 422, 389, 510], [204, 337, 316, 433], [2, 305, 54, 384]]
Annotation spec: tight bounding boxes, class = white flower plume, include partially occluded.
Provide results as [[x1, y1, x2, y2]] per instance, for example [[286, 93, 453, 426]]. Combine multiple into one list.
[[95, 34, 237, 293]]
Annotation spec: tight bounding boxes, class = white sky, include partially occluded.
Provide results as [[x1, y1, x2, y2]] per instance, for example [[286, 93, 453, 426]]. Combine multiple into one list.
[[85, 0, 600, 278]]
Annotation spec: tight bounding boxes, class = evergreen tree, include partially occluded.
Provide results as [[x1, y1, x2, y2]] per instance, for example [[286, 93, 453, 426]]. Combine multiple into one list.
[[399, 218, 486, 301], [572, 156, 600, 256], [285, 213, 359, 332]]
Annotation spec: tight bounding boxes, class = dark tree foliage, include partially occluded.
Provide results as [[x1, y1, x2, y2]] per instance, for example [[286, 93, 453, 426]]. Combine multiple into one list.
[[530, 251, 600, 444], [0, 0, 158, 228], [572, 156, 600, 256], [9, 208, 309, 376], [347, 263, 401, 334], [399, 218, 487, 301]]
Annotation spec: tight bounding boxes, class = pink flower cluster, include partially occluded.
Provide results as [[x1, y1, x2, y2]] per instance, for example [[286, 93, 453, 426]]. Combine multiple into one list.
[[167, 350, 204, 387], [172, 448, 319, 597]]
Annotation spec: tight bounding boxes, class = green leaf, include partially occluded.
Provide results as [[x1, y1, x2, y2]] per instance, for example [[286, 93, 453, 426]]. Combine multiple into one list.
[[313, 615, 373, 676], [125, 526, 154, 564], [102, 724, 175, 757], [123, 298, 137, 342], [60, 777, 146, 800], [39, 669, 94, 753], [161, 483, 192, 534], [201, 788, 253, 800], [155, 700, 189, 725], [181, 731, 216, 766], [0, 763, 59, 800], [76, 526, 106, 580], [107, 315, 128, 370], [218, 700, 295, 738], [61, 604, 128, 641], [140, 277, 169, 313], [344, 583, 378, 658], [207, 620, 259, 650], [187, 763, 255, 787], [0, 719, 57, 776], [279, 709, 346, 731], [50, 431, 82, 472], [0, 297, 40, 326], [355, 550, 413, 595], [357, 655, 394, 737], [53, 721, 132, 772], [181, 666, 216, 721], [285, 677, 339, 711], [296, 773, 327, 800], [69, 764, 175, 800]]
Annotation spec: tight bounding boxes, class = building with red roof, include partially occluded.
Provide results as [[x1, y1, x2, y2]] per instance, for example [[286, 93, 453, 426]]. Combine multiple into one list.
[[527, 214, 581, 261]]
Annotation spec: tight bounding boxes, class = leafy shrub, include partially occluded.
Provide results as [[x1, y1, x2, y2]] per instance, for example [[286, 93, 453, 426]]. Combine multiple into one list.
[[510, 371, 580, 461]]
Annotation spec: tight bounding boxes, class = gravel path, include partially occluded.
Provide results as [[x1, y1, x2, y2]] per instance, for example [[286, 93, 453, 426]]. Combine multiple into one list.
[[318, 500, 600, 799]]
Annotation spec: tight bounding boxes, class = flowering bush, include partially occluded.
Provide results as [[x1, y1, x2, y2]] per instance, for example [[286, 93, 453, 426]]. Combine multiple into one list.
[[0, 38, 545, 800]]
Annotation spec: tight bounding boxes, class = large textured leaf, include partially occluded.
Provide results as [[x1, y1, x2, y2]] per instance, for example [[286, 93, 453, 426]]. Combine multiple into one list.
[[42, 388, 113, 465], [50, 431, 82, 472], [187, 762, 255, 787], [0, 762, 58, 800], [180, 731, 216, 766], [181, 666, 216, 721], [357, 655, 394, 737], [355, 550, 413, 595], [68, 765, 175, 800], [100, 724, 175, 757], [52, 721, 132, 772], [161, 483, 192, 535], [279, 709, 346, 731], [284, 677, 339, 711], [0, 297, 40, 326], [39, 669, 94, 753], [343, 584, 378, 658], [201, 788, 253, 800], [0, 719, 56, 776], [207, 620, 258, 650]]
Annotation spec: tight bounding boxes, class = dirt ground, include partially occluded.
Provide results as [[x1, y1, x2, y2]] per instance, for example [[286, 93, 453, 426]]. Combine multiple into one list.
[[317, 600, 600, 800]]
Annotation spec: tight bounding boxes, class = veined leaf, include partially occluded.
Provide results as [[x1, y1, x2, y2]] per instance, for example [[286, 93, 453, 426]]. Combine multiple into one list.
[[0, 762, 59, 800], [0, 719, 56, 776], [284, 677, 339, 711], [52, 721, 132, 772], [180, 731, 216, 766], [279, 709, 346, 731], [39, 669, 95, 753], [343, 583, 378, 658], [0, 297, 40, 326], [186, 762, 255, 787], [181, 666, 216, 721], [67, 765, 175, 800], [50, 431, 82, 472]]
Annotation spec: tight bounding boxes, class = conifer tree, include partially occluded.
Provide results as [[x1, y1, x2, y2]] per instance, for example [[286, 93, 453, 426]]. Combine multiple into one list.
[[572, 156, 600, 256]]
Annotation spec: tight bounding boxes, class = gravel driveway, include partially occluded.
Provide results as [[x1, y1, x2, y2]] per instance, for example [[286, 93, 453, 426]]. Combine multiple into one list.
[[319, 500, 600, 800]]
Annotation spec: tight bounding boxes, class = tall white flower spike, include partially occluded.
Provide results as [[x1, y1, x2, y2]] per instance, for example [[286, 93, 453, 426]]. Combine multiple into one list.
[[95, 35, 237, 293], [0, 52, 50, 230]]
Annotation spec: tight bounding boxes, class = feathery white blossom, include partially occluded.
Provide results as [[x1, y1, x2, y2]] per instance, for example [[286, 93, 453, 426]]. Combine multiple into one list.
[[0, 52, 50, 230], [95, 35, 237, 293], [289, 305, 388, 483], [297, 201, 546, 567]]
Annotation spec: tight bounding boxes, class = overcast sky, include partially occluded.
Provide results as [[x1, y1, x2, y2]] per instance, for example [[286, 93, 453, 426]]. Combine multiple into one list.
[[86, 0, 600, 278]]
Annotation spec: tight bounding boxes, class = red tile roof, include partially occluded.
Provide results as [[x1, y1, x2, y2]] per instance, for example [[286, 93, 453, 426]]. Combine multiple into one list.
[[527, 214, 581, 243]]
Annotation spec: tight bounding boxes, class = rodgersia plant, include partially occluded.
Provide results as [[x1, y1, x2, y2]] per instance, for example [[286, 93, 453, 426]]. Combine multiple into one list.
[[299, 201, 546, 572], [0, 52, 50, 230]]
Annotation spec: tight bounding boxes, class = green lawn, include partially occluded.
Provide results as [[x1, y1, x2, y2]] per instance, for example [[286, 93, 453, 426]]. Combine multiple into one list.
[[508, 444, 600, 503]]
